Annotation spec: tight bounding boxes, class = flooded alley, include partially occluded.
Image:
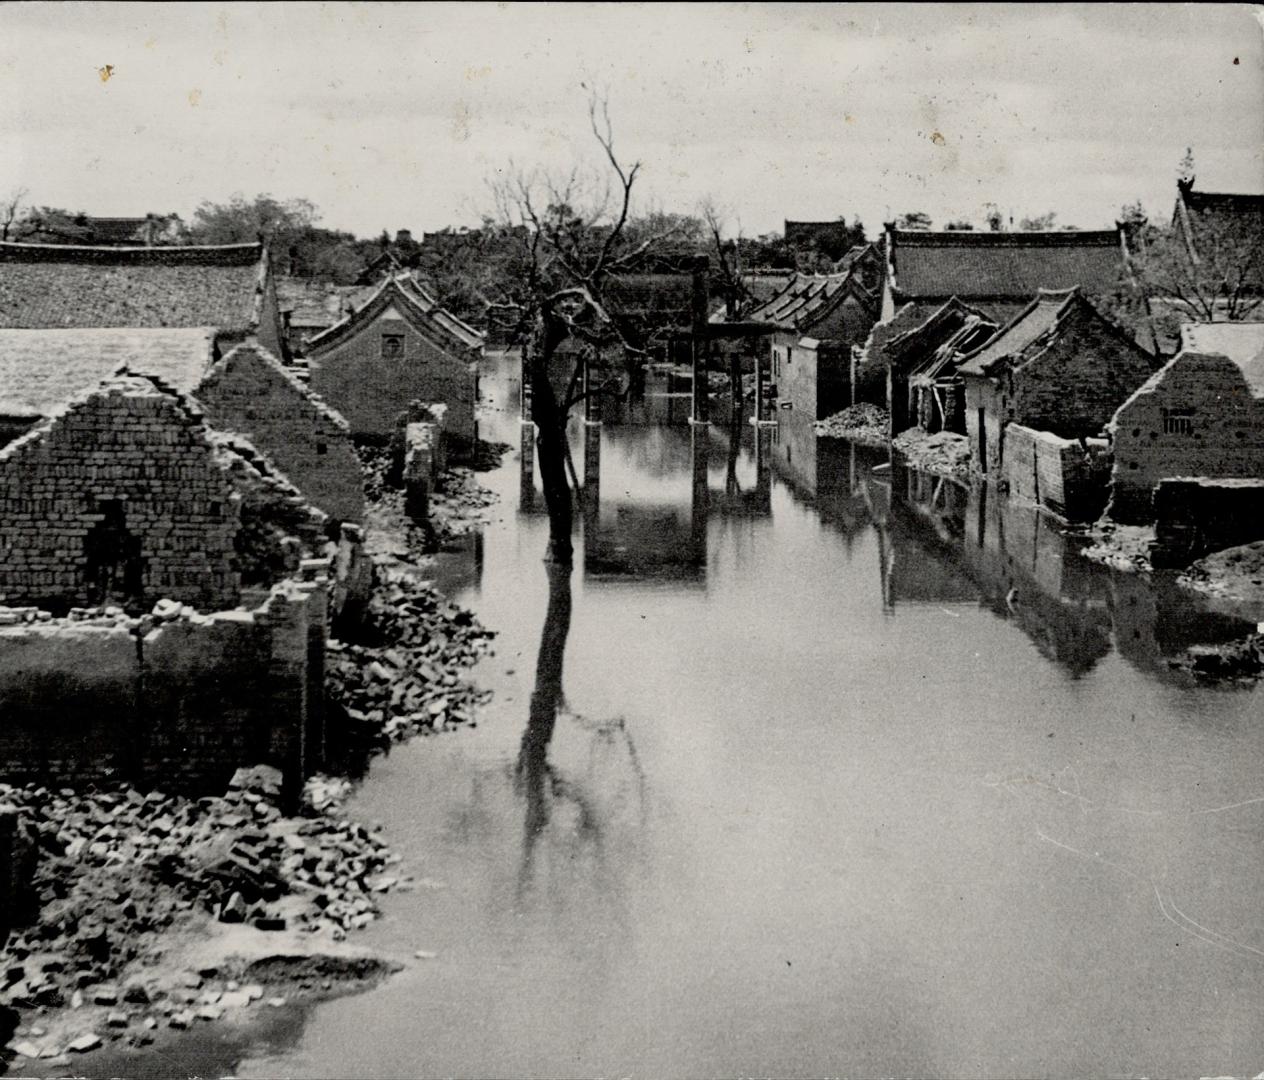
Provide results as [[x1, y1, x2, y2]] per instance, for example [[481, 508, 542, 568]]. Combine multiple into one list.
[[234, 356, 1264, 1079]]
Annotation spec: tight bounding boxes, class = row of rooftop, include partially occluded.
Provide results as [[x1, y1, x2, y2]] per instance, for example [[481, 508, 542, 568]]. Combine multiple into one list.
[[704, 178, 1264, 540]]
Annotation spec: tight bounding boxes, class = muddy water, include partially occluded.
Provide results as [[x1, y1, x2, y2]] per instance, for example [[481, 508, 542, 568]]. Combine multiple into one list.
[[236, 356, 1263, 1079]]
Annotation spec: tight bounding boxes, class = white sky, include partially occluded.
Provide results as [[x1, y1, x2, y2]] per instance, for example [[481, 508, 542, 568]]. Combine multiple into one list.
[[1, 3, 1261, 239]]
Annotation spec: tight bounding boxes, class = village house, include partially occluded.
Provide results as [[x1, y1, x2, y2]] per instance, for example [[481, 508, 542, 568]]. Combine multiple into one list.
[[0, 372, 329, 614], [1107, 322, 1264, 524], [303, 274, 483, 454], [744, 271, 879, 419], [856, 226, 1137, 405], [958, 287, 1156, 478], [0, 241, 284, 358], [881, 297, 997, 436], [0, 328, 364, 524]]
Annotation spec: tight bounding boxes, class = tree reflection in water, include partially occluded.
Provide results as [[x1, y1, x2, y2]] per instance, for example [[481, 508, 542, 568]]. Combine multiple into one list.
[[513, 432, 648, 905]]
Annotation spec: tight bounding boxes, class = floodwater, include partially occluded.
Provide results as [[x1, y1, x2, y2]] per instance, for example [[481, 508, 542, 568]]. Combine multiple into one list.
[[235, 355, 1262, 1079]]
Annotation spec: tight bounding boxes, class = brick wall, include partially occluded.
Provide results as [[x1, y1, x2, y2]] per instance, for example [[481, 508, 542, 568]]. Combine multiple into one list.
[[0, 377, 243, 612], [195, 344, 365, 523], [1002, 424, 1113, 521], [0, 578, 329, 799], [1150, 477, 1264, 568], [1108, 351, 1264, 524], [307, 309, 477, 452], [1012, 313, 1154, 439]]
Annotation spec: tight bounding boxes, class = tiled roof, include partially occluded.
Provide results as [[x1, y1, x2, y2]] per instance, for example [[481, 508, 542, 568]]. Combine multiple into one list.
[[396, 277, 486, 350], [744, 272, 874, 332], [886, 298, 998, 379], [0, 327, 216, 417], [0, 243, 266, 334], [887, 229, 1126, 302], [305, 275, 483, 358], [957, 287, 1127, 378], [1176, 182, 1264, 235], [275, 277, 362, 329]]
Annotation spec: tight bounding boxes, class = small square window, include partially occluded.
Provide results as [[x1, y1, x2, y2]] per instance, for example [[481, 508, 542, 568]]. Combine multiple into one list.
[[1162, 407, 1194, 436], [381, 333, 405, 359], [316, 442, 328, 456]]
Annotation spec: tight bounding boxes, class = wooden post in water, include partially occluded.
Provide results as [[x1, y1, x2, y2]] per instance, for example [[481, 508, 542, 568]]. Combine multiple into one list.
[[690, 333, 710, 425]]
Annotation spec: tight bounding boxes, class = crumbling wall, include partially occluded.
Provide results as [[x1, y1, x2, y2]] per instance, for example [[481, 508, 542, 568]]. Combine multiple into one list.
[[0, 378, 243, 612], [0, 578, 331, 799], [1003, 424, 1112, 522], [1150, 477, 1264, 568], [195, 344, 365, 524], [1109, 351, 1264, 524]]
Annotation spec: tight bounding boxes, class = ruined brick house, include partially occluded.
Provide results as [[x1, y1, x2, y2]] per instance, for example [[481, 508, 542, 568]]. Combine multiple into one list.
[[881, 298, 997, 437], [304, 274, 483, 454], [194, 344, 365, 524], [0, 241, 283, 358], [737, 271, 880, 419], [0, 328, 364, 524], [0, 373, 328, 614], [957, 287, 1155, 477], [1107, 322, 1264, 524], [856, 226, 1135, 405]]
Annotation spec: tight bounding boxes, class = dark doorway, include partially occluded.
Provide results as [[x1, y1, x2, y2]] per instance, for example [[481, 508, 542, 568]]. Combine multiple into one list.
[[84, 499, 144, 609]]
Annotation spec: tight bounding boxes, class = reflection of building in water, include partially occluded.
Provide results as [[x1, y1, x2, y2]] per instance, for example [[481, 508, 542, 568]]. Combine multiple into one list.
[[769, 414, 883, 541], [1108, 570, 1257, 683], [513, 415, 774, 586], [872, 465, 979, 609], [957, 481, 1114, 676], [580, 421, 773, 585]]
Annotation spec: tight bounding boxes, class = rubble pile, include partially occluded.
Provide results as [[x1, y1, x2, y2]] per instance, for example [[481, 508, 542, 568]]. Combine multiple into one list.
[[327, 565, 495, 746], [0, 765, 413, 1062], [814, 403, 889, 445], [891, 427, 972, 478]]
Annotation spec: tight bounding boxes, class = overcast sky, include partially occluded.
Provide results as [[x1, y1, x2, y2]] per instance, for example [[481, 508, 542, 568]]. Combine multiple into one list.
[[1, 3, 1261, 240]]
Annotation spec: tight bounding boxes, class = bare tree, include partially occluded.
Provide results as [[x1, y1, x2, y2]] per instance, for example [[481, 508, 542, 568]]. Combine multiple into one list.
[[1130, 215, 1263, 324], [1, 188, 28, 241], [488, 94, 685, 566]]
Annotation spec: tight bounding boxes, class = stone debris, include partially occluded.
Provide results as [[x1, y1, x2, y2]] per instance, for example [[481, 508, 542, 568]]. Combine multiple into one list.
[[891, 427, 973, 478], [326, 564, 494, 747], [0, 759, 408, 1050], [814, 403, 890, 445], [66, 1032, 102, 1053]]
